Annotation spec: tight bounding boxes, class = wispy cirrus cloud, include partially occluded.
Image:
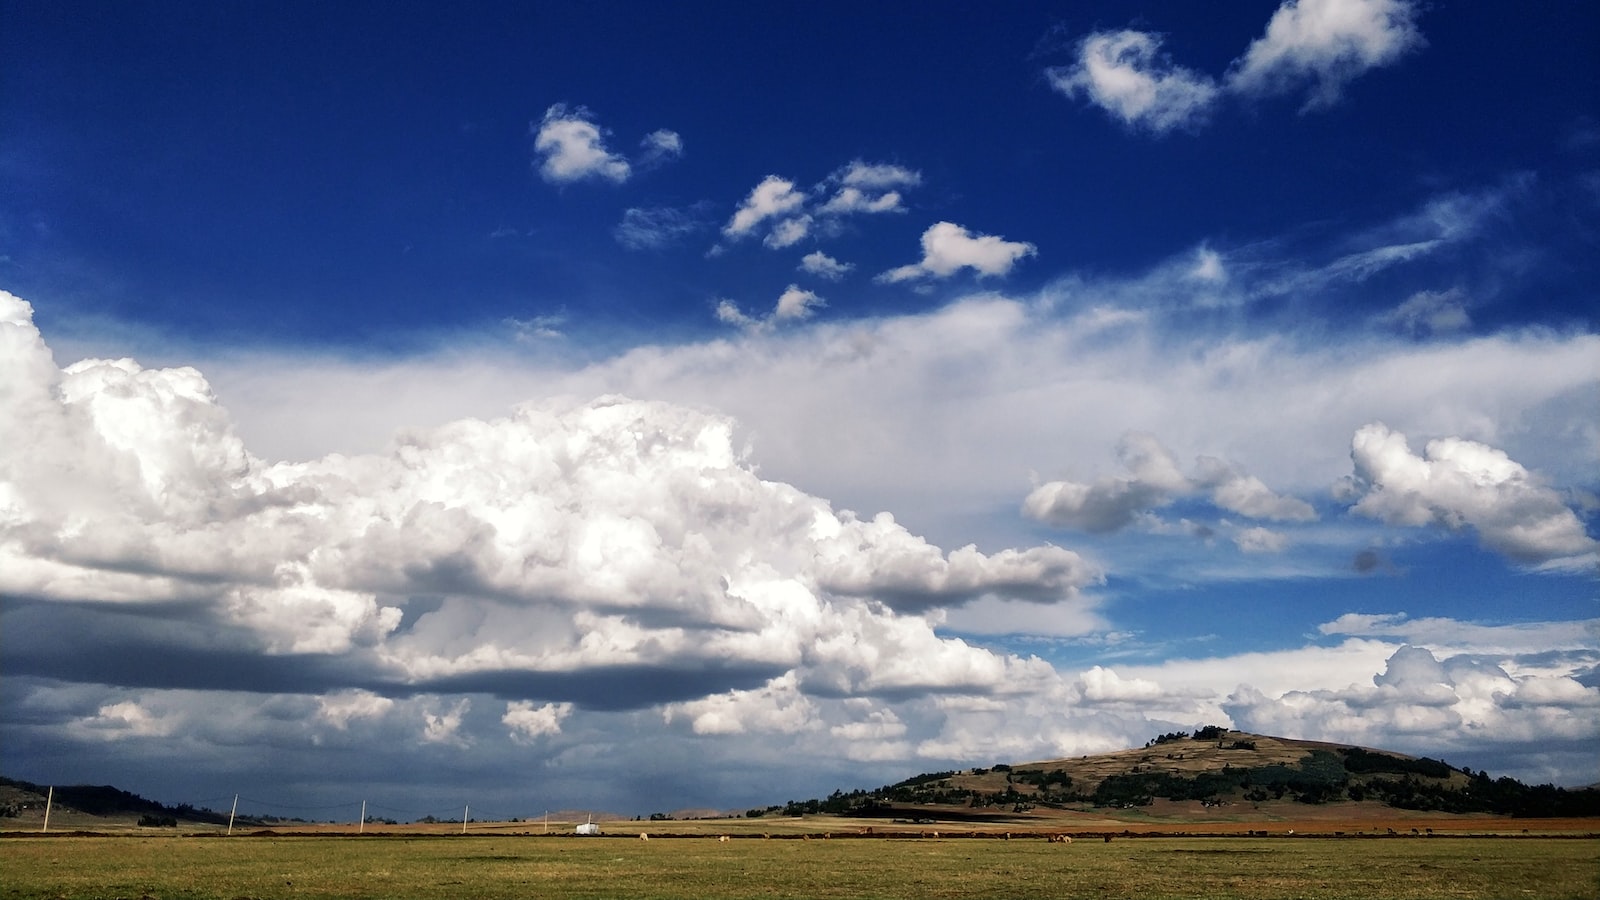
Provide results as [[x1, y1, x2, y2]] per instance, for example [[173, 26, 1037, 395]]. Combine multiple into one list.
[[1375, 288, 1471, 337], [614, 206, 705, 251]]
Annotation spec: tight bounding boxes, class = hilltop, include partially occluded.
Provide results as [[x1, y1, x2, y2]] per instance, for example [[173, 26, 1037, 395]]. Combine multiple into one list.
[[757, 727, 1600, 822]]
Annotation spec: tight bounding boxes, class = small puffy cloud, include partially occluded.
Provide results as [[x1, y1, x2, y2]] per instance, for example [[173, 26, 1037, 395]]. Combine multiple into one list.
[[614, 206, 703, 251], [819, 160, 921, 216], [1024, 433, 1313, 534], [639, 129, 683, 165], [765, 215, 813, 249], [1376, 288, 1471, 336], [502, 700, 572, 743], [73, 700, 179, 740], [1023, 433, 1186, 533], [879, 222, 1036, 283], [421, 698, 472, 747], [830, 707, 907, 741], [1074, 666, 1165, 704], [819, 187, 906, 216], [665, 674, 817, 736], [1234, 525, 1290, 554], [533, 104, 632, 185], [714, 298, 755, 328], [1341, 423, 1598, 567], [836, 161, 922, 190], [1051, 0, 1424, 132], [1190, 246, 1227, 283], [721, 162, 920, 250], [724, 176, 807, 241], [715, 285, 825, 331], [532, 106, 681, 185], [318, 690, 395, 729], [774, 285, 824, 321], [1227, 0, 1425, 109], [799, 251, 853, 280], [1047, 30, 1220, 134], [1193, 457, 1318, 522], [814, 511, 1101, 612]]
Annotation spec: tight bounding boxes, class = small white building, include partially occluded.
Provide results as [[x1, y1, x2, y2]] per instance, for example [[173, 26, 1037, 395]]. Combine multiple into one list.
[[576, 821, 600, 836]]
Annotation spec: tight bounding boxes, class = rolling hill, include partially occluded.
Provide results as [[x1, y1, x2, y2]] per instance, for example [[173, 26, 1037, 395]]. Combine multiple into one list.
[[760, 727, 1600, 821], [4, 728, 1597, 831]]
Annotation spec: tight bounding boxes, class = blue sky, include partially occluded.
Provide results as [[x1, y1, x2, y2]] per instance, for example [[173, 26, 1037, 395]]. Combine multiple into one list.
[[2, 0, 1597, 819]]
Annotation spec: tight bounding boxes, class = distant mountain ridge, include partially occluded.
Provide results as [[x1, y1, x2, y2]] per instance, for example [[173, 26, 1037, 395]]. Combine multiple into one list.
[[756, 728, 1600, 820]]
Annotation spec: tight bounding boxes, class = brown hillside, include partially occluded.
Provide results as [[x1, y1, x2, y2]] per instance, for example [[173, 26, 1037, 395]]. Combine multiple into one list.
[[905, 730, 1471, 804]]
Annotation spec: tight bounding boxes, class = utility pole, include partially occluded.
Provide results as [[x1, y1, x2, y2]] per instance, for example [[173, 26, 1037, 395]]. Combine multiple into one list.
[[42, 787, 53, 834], [227, 795, 238, 836]]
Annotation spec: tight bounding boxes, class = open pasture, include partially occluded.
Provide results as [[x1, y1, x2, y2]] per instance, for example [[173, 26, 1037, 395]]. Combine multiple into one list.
[[1, 833, 1595, 900]]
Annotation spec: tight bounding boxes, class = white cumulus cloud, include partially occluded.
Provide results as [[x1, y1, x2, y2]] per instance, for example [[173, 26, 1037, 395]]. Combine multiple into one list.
[[799, 251, 853, 280], [1340, 423, 1598, 567], [1227, 0, 1425, 109], [1051, 0, 1425, 133], [1024, 432, 1314, 534], [639, 129, 683, 164], [1226, 644, 1600, 754], [1, 291, 1098, 725], [533, 104, 632, 184], [879, 222, 1036, 283], [774, 285, 824, 321], [503, 700, 573, 743], [1047, 30, 1220, 133], [723, 176, 807, 241], [716, 285, 826, 331]]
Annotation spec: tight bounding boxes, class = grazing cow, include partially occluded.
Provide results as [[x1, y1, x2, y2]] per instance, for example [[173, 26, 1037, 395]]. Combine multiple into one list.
[[639, 833, 649, 841], [718, 835, 730, 843]]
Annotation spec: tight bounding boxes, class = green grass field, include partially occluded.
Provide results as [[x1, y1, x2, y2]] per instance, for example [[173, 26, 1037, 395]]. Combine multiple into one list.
[[1, 835, 1595, 900]]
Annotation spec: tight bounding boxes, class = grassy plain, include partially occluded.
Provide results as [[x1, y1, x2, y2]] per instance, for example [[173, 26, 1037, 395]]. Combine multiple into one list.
[[1, 833, 1595, 900]]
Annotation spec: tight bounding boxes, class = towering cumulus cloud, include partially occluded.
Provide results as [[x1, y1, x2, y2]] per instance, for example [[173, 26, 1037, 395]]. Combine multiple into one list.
[[0, 291, 1100, 713]]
